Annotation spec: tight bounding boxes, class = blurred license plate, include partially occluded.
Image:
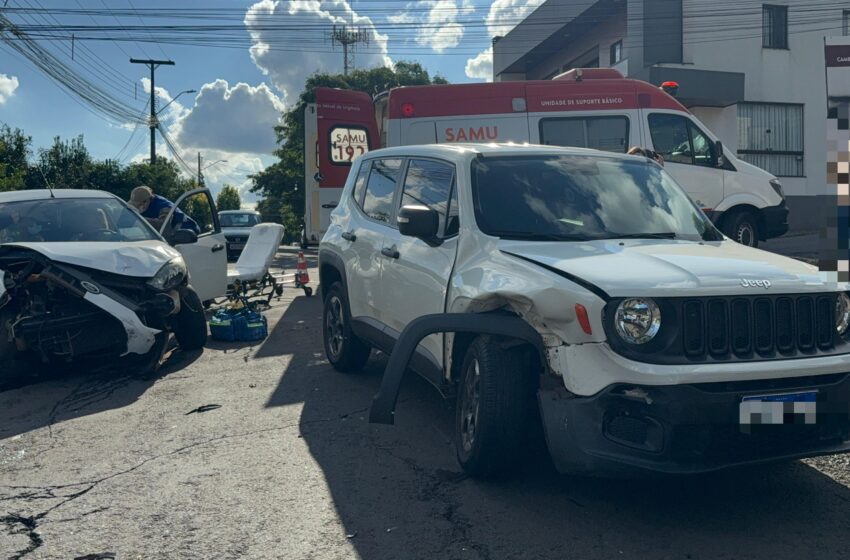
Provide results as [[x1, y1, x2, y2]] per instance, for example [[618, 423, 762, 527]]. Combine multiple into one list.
[[739, 391, 817, 426], [231, 243, 245, 250]]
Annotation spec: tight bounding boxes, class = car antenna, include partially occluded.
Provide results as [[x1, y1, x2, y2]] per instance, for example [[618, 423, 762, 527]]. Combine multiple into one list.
[[37, 165, 55, 198]]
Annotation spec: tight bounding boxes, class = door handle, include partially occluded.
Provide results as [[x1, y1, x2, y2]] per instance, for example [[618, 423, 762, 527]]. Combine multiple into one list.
[[322, 202, 338, 209], [341, 231, 357, 242], [212, 243, 225, 253], [381, 246, 400, 259]]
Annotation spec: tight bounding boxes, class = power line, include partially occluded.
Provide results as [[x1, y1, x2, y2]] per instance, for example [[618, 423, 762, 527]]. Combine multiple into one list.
[[0, 12, 145, 124]]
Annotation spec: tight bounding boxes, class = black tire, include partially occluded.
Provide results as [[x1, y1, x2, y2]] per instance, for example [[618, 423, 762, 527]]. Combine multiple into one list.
[[455, 336, 534, 478], [323, 282, 370, 372], [173, 287, 208, 351], [304, 287, 313, 298], [722, 209, 759, 248]]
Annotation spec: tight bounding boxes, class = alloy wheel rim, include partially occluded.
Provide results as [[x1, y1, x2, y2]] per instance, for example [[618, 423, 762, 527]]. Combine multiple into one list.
[[460, 359, 481, 453], [326, 296, 344, 358], [736, 223, 755, 246]]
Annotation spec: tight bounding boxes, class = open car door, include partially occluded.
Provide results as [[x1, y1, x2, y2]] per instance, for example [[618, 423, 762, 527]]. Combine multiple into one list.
[[160, 188, 227, 301]]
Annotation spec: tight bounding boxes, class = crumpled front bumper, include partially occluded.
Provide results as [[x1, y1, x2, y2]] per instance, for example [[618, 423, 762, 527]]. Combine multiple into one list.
[[539, 374, 850, 475]]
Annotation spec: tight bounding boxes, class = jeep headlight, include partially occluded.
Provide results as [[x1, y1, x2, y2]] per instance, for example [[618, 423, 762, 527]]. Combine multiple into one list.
[[614, 298, 662, 344], [836, 293, 850, 335], [148, 257, 187, 291]]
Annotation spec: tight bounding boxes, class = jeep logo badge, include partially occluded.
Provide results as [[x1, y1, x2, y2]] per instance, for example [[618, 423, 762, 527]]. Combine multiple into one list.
[[741, 278, 771, 289]]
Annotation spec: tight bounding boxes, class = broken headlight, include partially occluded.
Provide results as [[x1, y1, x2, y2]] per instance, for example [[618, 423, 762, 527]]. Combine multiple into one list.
[[614, 298, 661, 344], [148, 257, 187, 291]]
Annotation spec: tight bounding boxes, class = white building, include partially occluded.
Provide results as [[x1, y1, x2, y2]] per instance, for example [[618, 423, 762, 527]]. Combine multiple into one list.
[[493, 0, 850, 230]]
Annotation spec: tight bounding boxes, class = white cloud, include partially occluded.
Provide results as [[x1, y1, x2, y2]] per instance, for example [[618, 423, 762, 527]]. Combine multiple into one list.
[[464, 0, 545, 80], [465, 47, 493, 80], [126, 81, 278, 204], [173, 80, 284, 154], [245, 0, 392, 103], [0, 74, 19, 104], [388, 0, 474, 53]]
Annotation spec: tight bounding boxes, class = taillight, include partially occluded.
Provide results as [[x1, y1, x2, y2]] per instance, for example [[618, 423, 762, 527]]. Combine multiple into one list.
[[401, 103, 414, 117]]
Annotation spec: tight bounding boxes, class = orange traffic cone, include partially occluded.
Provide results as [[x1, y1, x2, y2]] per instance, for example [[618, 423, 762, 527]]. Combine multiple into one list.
[[296, 251, 310, 286]]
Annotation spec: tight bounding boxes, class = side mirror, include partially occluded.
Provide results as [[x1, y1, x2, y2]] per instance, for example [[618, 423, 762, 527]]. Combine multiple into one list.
[[715, 140, 725, 168], [171, 228, 198, 246], [398, 204, 439, 241]]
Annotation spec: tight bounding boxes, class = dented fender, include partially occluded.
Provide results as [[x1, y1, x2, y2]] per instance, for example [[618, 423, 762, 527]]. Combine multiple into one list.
[[369, 313, 546, 425]]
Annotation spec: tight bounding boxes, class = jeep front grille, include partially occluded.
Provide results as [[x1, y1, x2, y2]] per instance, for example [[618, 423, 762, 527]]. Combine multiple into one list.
[[682, 295, 838, 360]]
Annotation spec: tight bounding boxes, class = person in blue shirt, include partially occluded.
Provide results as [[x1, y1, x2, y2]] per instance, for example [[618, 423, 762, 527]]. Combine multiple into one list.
[[128, 186, 199, 234]]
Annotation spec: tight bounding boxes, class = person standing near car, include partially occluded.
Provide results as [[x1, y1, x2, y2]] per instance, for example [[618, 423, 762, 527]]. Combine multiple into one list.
[[128, 186, 199, 233]]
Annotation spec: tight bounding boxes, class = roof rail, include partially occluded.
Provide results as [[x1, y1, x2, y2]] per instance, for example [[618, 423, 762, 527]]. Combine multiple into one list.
[[553, 68, 624, 82]]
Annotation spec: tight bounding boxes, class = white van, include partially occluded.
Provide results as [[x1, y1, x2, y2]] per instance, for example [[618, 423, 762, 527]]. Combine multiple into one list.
[[304, 69, 787, 248]]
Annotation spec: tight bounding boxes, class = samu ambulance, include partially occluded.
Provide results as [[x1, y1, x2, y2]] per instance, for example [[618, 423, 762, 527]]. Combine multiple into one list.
[[303, 68, 787, 248]]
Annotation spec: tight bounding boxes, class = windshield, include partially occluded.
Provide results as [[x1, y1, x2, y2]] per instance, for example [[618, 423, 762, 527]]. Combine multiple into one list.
[[220, 213, 260, 228], [0, 197, 160, 243], [471, 155, 721, 242]]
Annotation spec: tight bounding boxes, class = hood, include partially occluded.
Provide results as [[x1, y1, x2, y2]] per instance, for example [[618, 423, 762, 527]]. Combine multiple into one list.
[[222, 226, 254, 237], [499, 239, 840, 298], [4, 241, 181, 278]]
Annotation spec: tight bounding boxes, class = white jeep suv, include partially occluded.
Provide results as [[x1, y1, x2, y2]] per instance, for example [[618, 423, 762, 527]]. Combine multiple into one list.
[[319, 144, 850, 477]]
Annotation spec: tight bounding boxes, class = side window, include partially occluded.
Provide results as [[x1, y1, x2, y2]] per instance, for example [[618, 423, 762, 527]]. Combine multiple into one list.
[[351, 161, 370, 208], [400, 159, 455, 235], [648, 113, 715, 167], [690, 125, 714, 167], [171, 192, 215, 237], [539, 117, 629, 153], [362, 158, 402, 224]]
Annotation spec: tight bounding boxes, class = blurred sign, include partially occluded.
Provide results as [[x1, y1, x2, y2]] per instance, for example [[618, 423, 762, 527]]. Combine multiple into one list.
[[826, 38, 850, 99]]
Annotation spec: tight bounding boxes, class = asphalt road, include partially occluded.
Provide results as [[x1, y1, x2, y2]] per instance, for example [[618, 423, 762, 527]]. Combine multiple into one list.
[[2, 248, 850, 560]]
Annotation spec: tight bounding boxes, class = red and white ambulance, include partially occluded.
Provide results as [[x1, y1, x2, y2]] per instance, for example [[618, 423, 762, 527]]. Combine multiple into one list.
[[303, 69, 787, 248]]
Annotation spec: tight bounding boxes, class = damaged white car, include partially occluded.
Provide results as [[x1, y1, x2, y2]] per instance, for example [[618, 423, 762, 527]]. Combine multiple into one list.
[[320, 144, 850, 477], [0, 188, 227, 383]]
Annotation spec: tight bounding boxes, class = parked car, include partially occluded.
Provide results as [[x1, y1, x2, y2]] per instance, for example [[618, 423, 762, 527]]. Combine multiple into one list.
[[0, 188, 227, 383], [319, 144, 850, 478], [220, 209, 262, 260]]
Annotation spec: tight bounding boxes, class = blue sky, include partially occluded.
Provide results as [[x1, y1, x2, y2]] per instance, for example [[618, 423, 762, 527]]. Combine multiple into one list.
[[0, 0, 542, 203]]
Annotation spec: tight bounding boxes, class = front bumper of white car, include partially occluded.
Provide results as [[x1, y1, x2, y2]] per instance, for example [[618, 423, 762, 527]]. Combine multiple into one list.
[[538, 371, 850, 475]]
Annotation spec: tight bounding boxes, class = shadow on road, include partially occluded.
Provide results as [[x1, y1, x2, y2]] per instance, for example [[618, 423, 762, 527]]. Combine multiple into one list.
[[0, 347, 202, 441], [265, 291, 850, 559]]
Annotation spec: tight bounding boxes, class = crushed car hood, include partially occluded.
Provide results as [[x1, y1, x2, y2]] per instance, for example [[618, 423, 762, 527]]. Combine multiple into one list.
[[4, 241, 180, 278], [499, 239, 838, 297]]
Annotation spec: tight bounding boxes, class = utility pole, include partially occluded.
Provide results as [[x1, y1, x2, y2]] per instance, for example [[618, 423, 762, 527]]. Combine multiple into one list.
[[329, 25, 369, 75], [197, 152, 204, 186], [130, 58, 175, 164]]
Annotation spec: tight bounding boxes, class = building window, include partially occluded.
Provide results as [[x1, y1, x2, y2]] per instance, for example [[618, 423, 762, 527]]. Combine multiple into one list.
[[609, 41, 623, 65], [844, 10, 850, 36], [737, 102, 804, 177], [762, 5, 788, 49]]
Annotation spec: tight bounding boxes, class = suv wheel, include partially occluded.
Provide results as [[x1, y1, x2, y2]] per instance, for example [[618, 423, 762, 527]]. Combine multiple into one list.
[[722, 209, 759, 248], [323, 282, 370, 372], [455, 336, 533, 478]]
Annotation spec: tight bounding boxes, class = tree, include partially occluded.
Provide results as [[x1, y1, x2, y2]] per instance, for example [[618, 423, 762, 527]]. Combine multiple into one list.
[[28, 135, 93, 190], [120, 159, 195, 202], [216, 184, 241, 211], [0, 125, 30, 192], [251, 62, 447, 242]]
